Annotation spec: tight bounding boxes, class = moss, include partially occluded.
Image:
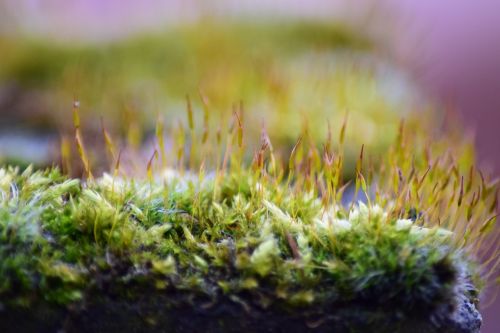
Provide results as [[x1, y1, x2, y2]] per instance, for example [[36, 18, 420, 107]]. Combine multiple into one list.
[[0, 107, 498, 332], [0, 166, 491, 308]]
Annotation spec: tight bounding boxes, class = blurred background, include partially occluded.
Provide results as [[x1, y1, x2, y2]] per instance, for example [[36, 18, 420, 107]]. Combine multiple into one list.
[[0, 1, 498, 331]]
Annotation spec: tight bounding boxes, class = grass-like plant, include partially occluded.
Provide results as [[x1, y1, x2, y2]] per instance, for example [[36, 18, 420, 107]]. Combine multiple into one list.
[[0, 102, 497, 332]]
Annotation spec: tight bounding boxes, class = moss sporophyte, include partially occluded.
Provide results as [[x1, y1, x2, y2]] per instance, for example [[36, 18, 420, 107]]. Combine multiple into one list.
[[0, 102, 498, 332]]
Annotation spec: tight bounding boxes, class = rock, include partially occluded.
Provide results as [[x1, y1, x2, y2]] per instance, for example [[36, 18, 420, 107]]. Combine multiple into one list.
[[0, 287, 482, 333]]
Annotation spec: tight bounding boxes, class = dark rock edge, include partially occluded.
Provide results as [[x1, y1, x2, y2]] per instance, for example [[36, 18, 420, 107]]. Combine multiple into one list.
[[0, 286, 481, 333]]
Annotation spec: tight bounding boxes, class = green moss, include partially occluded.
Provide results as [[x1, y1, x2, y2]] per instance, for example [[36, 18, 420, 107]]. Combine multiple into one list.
[[0, 165, 486, 311], [0, 107, 497, 333]]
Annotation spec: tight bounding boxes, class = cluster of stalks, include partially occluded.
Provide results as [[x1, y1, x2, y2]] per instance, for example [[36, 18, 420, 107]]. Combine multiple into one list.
[[68, 96, 499, 291]]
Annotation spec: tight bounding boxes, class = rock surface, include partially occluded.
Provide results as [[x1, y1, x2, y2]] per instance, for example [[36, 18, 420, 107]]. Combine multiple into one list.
[[0, 288, 482, 333]]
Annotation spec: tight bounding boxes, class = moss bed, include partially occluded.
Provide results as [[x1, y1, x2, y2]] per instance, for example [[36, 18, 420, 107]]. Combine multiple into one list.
[[0, 108, 498, 332], [0, 166, 490, 332]]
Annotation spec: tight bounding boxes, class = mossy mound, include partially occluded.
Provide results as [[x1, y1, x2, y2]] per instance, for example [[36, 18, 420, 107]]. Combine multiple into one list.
[[0, 102, 498, 332], [0, 166, 487, 332]]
